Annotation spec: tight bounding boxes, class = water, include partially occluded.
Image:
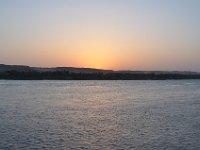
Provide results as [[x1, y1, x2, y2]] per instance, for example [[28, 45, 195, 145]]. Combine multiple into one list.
[[0, 80, 200, 150]]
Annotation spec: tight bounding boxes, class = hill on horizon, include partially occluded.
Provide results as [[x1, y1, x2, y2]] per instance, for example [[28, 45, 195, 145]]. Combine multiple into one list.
[[0, 64, 200, 75], [0, 64, 114, 74]]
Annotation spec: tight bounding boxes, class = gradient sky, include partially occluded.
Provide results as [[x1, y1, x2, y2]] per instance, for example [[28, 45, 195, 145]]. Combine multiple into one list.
[[0, 0, 200, 71]]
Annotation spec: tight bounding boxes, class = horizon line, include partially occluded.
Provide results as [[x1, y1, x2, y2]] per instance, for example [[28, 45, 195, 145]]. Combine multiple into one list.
[[1, 63, 200, 73]]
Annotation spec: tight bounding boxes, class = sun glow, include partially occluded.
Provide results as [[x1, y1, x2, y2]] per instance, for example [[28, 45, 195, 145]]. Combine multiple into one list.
[[77, 50, 115, 69], [65, 38, 123, 69]]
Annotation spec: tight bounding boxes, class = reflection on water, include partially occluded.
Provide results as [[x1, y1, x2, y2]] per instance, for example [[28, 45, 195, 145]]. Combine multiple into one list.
[[0, 80, 200, 149]]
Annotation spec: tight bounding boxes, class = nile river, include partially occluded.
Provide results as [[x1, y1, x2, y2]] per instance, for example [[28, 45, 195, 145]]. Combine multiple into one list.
[[0, 80, 200, 150]]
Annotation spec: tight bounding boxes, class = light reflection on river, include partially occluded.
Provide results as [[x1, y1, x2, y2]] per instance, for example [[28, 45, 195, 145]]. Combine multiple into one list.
[[0, 80, 200, 149]]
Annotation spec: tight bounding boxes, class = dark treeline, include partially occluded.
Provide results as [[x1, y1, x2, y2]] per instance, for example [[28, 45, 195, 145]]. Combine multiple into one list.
[[1, 70, 200, 80]]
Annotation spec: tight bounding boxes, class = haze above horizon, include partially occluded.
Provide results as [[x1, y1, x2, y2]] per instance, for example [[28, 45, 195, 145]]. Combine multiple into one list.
[[0, 0, 200, 71]]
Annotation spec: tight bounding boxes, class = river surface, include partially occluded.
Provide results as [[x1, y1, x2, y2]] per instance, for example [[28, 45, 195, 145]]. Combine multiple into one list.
[[0, 80, 200, 150]]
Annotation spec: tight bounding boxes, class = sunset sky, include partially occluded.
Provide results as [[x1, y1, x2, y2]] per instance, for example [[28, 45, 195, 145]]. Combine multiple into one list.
[[0, 0, 200, 71]]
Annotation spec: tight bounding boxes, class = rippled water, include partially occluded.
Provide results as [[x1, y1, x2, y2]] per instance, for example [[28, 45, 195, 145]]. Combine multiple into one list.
[[0, 80, 200, 150]]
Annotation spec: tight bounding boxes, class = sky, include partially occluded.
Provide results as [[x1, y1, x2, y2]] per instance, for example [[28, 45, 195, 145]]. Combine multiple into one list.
[[0, 0, 200, 71]]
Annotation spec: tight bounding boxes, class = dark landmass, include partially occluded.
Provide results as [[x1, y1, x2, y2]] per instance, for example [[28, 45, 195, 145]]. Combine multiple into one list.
[[0, 64, 200, 80]]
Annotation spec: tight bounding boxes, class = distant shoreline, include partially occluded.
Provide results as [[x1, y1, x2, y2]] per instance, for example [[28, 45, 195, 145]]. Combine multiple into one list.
[[1, 64, 200, 80]]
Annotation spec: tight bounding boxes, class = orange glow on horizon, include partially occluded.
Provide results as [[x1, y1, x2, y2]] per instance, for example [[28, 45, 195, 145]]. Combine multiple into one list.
[[63, 38, 126, 70], [76, 50, 116, 69]]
